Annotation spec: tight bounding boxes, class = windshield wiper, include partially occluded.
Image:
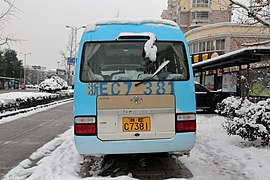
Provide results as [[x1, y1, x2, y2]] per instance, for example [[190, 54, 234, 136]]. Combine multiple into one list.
[[135, 60, 170, 87]]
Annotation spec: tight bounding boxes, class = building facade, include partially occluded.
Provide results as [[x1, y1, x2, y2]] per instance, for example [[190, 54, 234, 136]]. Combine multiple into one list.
[[24, 66, 68, 85], [161, 0, 232, 33], [0, 76, 20, 89], [185, 22, 270, 64], [161, 0, 270, 98], [24, 65, 47, 85], [186, 23, 270, 98]]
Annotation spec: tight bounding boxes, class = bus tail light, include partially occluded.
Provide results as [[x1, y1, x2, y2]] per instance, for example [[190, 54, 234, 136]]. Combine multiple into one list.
[[74, 116, 97, 135], [75, 124, 96, 135], [176, 113, 196, 132]]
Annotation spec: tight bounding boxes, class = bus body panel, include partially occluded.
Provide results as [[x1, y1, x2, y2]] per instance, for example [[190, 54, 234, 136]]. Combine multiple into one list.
[[97, 94, 175, 140], [75, 133, 195, 155], [175, 81, 196, 112], [74, 20, 196, 155]]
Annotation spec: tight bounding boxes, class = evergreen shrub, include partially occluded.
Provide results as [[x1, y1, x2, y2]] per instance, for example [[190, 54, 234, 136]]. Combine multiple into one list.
[[216, 97, 270, 145]]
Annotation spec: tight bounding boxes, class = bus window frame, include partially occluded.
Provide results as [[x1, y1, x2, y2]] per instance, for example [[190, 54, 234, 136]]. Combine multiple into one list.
[[79, 40, 190, 83]]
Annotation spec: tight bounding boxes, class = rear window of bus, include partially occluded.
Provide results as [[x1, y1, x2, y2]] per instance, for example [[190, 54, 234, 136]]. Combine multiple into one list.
[[80, 41, 190, 82]]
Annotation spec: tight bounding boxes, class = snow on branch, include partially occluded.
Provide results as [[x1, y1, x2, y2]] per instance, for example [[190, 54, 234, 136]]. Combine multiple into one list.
[[0, 0, 23, 47], [0, 0, 19, 23], [230, 0, 270, 27], [0, 35, 25, 47]]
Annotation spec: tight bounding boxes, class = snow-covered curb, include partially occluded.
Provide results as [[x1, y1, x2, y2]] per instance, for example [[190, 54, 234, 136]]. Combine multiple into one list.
[[0, 98, 73, 124], [2, 128, 79, 180], [0, 91, 73, 119], [3, 127, 135, 180]]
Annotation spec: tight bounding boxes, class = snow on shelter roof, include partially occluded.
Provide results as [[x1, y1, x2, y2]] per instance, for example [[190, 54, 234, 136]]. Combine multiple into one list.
[[85, 18, 179, 32], [192, 46, 270, 72]]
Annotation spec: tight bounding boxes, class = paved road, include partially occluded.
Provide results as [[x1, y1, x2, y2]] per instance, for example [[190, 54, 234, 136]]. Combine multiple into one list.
[[0, 102, 73, 178]]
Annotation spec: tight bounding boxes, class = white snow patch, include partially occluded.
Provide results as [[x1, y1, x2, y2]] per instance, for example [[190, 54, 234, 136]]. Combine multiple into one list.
[[29, 138, 63, 161], [0, 92, 56, 102], [85, 18, 179, 32], [117, 32, 158, 62], [192, 46, 270, 68], [180, 114, 270, 180], [2, 93, 269, 179], [19, 159, 32, 169], [3, 114, 270, 180], [144, 33, 157, 62], [3, 128, 136, 180]]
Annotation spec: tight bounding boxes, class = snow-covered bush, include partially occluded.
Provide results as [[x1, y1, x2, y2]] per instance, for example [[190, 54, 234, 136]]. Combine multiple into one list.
[[216, 97, 254, 117], [217, 97, 270, 145], [0, 91, 74, 115], [39, 76, 68, 93], [39, 79, 62, 92], [51, 76, 68, 90]]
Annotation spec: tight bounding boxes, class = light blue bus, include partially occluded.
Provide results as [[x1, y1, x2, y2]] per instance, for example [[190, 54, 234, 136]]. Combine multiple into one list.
[[74, 19, 196, 155]]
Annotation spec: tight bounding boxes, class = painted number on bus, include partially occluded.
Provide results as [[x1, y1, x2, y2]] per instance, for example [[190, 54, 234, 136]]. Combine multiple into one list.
[[86, 82, 175, 96]]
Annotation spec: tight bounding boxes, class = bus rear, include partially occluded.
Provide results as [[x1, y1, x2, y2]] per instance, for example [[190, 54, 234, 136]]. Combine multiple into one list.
[[74, 19, 196, 155]]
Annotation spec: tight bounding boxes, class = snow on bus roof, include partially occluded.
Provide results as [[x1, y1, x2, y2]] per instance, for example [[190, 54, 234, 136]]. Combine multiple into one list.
[[85, 18, 179, 32]]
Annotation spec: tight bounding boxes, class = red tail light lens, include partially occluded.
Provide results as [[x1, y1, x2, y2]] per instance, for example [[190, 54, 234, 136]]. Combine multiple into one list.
[[75, 124, 96, 135], [176, 121, 196, 132]]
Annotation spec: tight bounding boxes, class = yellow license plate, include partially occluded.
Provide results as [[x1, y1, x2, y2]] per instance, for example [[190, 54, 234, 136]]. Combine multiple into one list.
[[122, 117, 151, 132]]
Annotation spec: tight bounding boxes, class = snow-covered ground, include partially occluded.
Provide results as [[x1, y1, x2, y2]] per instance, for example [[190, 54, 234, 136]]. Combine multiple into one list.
[[2, 112, 270, 180], [180, 114, 270, 180], [1, 92, 269, 179]]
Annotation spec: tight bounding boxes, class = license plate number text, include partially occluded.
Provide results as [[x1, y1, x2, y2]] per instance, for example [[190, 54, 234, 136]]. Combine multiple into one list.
[[122, 117, 150, 132]]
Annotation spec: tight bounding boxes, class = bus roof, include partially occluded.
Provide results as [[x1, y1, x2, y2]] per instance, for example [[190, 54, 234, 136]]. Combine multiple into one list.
[[85, 18, 179, 32]]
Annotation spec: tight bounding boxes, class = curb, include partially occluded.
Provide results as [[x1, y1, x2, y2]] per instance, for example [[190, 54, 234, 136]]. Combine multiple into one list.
[[0, 98, 73, 120]]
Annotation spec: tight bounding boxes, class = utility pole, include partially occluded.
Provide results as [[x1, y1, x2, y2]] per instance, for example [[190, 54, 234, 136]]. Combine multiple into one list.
[[19, 52, 31, 84], [68, 28, 74, 86]]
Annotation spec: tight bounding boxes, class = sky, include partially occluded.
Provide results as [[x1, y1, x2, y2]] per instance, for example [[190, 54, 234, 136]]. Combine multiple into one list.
[[3, 0, 168, 70]]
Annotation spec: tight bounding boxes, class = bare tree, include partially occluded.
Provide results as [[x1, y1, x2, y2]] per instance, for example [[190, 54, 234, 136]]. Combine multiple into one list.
[[59, 29, 76, 86], [228, 0, 270, 98], [60, 30, 76, 67], [229, 0, 270, 45], [0, 0, 21, 47], [59, 50, 68, 70], [230, 0, 270, 26]]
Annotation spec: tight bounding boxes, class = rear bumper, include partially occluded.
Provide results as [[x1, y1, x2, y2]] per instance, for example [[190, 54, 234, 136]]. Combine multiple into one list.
[[74, 132, 195, 155]]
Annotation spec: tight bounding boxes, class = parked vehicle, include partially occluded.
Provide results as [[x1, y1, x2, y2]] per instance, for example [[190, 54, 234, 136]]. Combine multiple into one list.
[[195, 82, 230, 112], [73, 19, 196, 156]]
